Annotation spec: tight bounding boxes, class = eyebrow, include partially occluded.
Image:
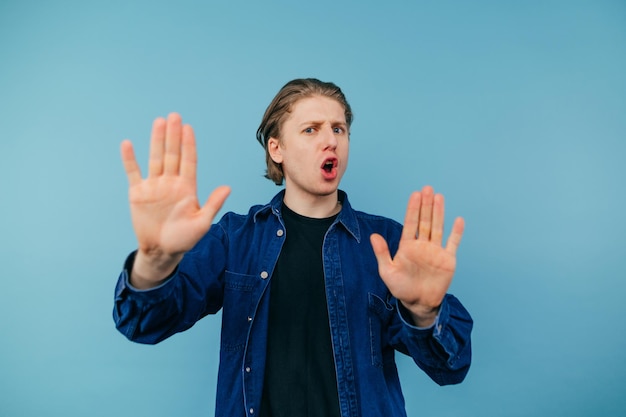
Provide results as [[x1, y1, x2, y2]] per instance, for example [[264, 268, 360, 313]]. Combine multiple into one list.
[[298, 120, 348, 128]]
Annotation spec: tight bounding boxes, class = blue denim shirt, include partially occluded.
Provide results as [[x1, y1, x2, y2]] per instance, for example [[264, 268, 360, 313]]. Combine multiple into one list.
[[114, 190, 472, 417]]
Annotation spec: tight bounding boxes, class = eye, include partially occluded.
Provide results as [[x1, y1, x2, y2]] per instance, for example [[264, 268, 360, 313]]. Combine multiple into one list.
[[333, 127, 345, 134], [303, 127, 315, 134]]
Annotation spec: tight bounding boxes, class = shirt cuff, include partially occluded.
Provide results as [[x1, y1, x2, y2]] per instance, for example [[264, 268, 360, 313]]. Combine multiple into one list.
[[114, 251, 179, 302], [396, 296, 449, 337]]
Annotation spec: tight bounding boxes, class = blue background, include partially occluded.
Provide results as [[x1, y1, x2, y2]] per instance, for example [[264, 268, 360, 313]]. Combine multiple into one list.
[[1, 1, 625, 416]]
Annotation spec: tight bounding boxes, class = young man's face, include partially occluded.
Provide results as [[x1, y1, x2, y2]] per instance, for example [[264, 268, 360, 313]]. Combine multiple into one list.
[[268, 95, 349, 202]]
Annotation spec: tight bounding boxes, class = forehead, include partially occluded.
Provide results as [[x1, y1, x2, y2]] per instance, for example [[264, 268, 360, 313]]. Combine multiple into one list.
[[286, 95, 346, 124]]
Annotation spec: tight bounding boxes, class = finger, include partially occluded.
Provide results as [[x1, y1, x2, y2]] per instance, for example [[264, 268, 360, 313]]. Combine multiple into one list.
[[370, 233, 393, 277], [401, 191, 421, 241], [163, 113, 182, 175], [446, 217, 465, 255], [417, 185, 434, 241], [431, 193, 445, 246], [198, 185, 232, 228], [148, 117, 166, 177], [120, 140, 142, 186], [180, 124, 197, 181]]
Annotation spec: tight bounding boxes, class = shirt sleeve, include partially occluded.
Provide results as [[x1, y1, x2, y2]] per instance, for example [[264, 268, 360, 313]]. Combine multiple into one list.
[[112, 224, 228, 345], [393, 294, 473, 385]]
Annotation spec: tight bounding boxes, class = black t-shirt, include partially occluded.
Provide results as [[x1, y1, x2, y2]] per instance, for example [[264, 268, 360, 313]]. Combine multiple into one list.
[[259, 204, 341, 417]]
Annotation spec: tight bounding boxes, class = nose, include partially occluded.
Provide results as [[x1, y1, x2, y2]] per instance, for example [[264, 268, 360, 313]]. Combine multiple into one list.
[[322, 125, 338, 150]]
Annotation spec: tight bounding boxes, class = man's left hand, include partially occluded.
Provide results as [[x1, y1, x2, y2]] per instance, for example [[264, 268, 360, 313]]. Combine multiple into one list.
[[370, 186, 465, 328]]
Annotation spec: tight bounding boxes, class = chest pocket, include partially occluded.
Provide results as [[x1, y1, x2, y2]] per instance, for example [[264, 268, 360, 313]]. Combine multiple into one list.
[[221, 271, 257, 351], [368, 292, 395, 368]]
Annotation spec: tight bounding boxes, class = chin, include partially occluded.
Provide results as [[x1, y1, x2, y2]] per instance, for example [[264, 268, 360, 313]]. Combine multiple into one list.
[[317, 183, 340, 196]]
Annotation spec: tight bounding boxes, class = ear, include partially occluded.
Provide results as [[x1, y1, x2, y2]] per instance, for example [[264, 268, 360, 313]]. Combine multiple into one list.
[[268, 137, 283, 164]]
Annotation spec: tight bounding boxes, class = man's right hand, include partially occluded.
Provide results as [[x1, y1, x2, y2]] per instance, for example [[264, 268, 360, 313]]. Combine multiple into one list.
[[121, 113, 231, 289]]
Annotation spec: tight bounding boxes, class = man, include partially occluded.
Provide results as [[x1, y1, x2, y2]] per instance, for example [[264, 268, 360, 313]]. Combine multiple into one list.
[[114, 78, 472, 417]]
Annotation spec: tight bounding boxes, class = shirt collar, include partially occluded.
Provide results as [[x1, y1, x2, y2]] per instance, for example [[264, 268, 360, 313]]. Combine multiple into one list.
[[252, 189, 361, 243]]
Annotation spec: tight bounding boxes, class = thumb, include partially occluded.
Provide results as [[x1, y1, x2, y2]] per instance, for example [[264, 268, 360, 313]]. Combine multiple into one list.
[[199, 185, 231, 226], [370, 233, 393, 277]]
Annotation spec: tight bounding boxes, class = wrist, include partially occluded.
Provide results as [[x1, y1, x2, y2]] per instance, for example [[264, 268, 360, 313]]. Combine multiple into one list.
[[130, 250, 182, 289], [401, 301, 440, 328]]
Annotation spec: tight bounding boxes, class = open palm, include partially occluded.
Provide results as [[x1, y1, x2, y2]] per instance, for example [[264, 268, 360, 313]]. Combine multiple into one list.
[[121, 113, 230, 285], [370, 186, 464, 327]]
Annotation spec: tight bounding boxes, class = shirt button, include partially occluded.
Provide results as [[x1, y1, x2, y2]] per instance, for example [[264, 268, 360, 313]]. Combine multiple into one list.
[[276, 229, 284, 237], [246, 367, 251, 373], [250, 408, 254, 414], [260, 271, 269, 279], [247, 316, 252, 322]]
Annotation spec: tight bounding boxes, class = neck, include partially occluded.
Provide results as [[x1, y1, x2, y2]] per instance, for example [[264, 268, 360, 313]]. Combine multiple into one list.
[[282, 189, 341, 218]]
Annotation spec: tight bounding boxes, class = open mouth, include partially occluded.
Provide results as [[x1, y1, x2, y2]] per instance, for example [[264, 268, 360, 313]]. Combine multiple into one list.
[[322, 158, 338, 174]]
